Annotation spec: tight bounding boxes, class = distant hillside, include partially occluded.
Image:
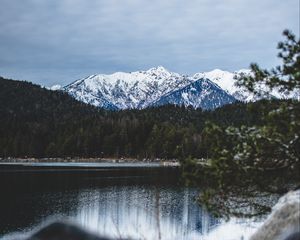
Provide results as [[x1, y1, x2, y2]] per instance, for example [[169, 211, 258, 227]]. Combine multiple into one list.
[[0, 77, 101, 118], [0, 77, 293, 159]]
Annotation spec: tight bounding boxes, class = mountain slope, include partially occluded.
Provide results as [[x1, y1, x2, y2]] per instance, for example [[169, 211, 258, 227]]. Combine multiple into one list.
[[193, 69, 300, 101], [62, 67, 299, 110], [152, 78, 236, 109], [0, 77, 99, 118], [63, 67, 237, 110], [1, 76, 295, 158], [193, 69, 255, 101]]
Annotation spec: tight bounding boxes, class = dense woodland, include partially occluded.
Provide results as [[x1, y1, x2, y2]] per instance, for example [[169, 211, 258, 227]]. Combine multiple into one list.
[[0, 76, 295, 160]]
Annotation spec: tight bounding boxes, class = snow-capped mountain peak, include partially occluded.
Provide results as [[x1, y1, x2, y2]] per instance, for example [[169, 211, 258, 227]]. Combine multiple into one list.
[[193, 69, 236, 89], [58, 67, 299, 110], [63, 66, 237, 110], [193, 69, 254, 101], [145, 66, 171, 75]]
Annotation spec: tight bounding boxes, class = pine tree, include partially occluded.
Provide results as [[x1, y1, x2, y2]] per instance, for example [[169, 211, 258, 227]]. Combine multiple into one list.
[[183, 30, 300, 217]]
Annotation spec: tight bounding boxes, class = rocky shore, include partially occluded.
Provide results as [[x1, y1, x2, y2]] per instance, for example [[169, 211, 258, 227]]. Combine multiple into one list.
[[250, 190, 300, 240]]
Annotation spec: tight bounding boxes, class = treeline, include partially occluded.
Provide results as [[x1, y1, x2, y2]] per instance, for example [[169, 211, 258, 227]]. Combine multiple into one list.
[[0, 77, 291, 159]]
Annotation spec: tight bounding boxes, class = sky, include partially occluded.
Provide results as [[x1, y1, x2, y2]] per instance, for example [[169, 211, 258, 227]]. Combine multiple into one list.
[[0, 0, 299, 86]]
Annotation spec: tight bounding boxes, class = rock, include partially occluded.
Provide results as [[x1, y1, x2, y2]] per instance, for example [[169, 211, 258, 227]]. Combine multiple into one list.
[[25, 222, 120, 240], [250, 190, 300, 240]]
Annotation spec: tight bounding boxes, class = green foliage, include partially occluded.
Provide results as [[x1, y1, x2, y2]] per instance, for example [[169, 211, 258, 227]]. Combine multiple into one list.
[[0, 77, 287, 160], [236, 30, 300, 96], [183, 30, 300, 217]]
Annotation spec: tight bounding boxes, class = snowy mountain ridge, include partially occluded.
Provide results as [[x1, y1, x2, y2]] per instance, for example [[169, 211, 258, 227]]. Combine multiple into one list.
[[60, 66, 298, 110], [63, 66, 197, 110], [193, 69, 253, 101], [193, 68, 299, 101]]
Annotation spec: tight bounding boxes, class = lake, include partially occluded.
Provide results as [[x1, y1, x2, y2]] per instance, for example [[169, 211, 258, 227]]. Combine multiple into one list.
[[0, 163, 260, 240]]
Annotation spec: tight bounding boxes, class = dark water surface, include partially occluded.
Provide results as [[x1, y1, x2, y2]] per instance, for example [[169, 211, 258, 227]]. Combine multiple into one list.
[[0, 163, 255, 240]]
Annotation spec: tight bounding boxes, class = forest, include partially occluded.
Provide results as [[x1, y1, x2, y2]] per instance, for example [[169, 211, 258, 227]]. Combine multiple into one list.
[[0, 76, 295, 160]]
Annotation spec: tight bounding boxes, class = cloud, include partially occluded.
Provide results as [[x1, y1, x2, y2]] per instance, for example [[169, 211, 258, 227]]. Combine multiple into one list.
[[0, 0, 298, 86]]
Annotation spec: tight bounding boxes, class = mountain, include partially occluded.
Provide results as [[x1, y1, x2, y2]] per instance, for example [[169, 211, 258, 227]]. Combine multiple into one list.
[[193, 69, 254, 101], [63, 66, 191, 110], [0, 76, 295, 158], [62, 67, 299, 110], [152, 78, 236, 109], [63, 66, 237, 110], [193, 69, 300, 101]]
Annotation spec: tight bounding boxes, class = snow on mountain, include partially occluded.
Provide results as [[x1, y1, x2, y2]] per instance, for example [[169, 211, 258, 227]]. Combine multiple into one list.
[[63, 66, 236, 110], [194, 69, 300, 101], [193, 69, 255, 101], [49, 84, 62, 91], [152, 78, 236, 109], [62, 66, 299, 110]]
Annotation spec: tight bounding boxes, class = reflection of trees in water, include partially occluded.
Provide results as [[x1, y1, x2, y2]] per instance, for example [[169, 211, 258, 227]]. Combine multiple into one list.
[[0, 168, 221, 239], [0, 184, 80, 235], [75, 186, 220, 239]]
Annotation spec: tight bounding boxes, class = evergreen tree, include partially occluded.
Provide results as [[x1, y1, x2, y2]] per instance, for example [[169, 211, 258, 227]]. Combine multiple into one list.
[[183, 30, 300, 217]]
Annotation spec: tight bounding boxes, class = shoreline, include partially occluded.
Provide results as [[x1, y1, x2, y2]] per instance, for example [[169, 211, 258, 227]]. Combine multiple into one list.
[[0, 158, 180, 168], [0, 157, 176, 163]]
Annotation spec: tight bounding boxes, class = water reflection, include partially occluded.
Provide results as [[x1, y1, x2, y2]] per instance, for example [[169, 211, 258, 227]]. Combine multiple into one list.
[[0, 165, 258, 240], [74, 186, 219, 239]]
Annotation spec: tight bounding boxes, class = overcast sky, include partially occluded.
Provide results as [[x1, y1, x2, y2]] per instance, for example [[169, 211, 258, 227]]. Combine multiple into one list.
[[0, 0, 299, 86]]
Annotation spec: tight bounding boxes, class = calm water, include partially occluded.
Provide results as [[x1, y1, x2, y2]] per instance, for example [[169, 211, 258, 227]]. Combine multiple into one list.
[[0, 163, 259, 240]]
